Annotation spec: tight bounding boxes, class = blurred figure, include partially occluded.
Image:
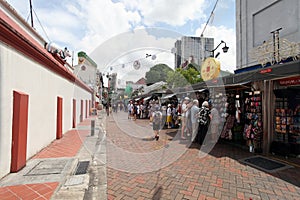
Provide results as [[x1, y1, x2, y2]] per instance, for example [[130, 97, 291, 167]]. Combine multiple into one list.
[[181, 97, 191, 140], [166, 104, 172, 128], [190, 99, 200, 142], [152, 106, 162, 140], [209, 103, 221, 143]]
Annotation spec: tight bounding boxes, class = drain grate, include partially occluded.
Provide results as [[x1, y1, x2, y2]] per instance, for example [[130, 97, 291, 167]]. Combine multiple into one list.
[[74, 161, 90, 175], [240, 155, 292, 173]]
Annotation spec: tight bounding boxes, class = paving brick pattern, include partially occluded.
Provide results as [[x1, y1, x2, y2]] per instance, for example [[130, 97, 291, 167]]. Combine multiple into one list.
[[0, 182, 58, 200], [33, 129, 89, 159], [106, 112, 300, 200]]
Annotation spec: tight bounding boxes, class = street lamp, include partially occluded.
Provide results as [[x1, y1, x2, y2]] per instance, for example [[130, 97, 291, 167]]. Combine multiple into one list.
[[210, 40, 229, 58]]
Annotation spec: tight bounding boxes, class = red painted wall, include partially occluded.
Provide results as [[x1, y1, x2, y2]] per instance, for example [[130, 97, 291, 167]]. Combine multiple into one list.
[[11, 91, 29, 172], [56, 97, 63, 139]]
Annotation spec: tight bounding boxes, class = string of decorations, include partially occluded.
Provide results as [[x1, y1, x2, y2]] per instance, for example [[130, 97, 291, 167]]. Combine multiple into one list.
[[104, 47, 175, 72]]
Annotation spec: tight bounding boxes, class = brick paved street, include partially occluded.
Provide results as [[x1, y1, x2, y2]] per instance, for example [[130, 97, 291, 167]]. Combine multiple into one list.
[[105, 111, 300, 200]]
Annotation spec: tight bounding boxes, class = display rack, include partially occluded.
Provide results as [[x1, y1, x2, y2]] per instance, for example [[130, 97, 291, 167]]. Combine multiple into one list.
[[244, 91, 263, 152], [274, 97, 297, 143]]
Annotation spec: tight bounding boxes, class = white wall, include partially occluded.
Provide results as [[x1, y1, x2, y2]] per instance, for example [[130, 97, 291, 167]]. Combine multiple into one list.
[[0, 43, 92, 179]]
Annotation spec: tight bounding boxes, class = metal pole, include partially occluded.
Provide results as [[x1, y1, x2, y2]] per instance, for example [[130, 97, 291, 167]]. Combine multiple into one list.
[[29, 0, 34, 28], [91, 120, 95, 136]]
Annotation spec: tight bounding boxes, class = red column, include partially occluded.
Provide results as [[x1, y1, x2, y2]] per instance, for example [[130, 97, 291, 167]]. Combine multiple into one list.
[[72, 99, 76, 128], [56, 97, 63, 139], [11, 91, 29, 172], [80, 100, 83, 122], [89, 100, 92, 113], [85, 100, 88, 118]]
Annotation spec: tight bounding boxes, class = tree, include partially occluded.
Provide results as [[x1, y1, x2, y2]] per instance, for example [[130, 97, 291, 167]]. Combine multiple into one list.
[[145, 64, 173, 85], [167, 67, 203, 88]]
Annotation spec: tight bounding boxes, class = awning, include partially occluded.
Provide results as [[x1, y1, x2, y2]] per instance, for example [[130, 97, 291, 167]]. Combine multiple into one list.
[[143, 96, 152, 101], [206, 81, 251, 89], [225, 81, 251, 88], [161, 93, 176, 99]]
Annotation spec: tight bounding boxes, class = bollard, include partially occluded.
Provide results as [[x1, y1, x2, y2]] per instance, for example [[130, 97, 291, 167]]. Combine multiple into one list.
[[91, 120, 95, 136]]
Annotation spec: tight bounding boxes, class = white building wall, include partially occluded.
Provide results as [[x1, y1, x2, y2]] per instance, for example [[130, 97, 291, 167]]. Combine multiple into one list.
[[0, 43, 91, 179], [236, 0, 300, 68]]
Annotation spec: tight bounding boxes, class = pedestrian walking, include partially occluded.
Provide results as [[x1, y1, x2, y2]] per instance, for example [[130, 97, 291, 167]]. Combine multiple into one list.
[[196, 101, 211, 145], [127, 101, 133, 119], [166, 104, 172, 128], [181, 97, 191, 140], [152, 106, 162, 140], [209, 103, 220, 143], [190, 99, 200, 142]]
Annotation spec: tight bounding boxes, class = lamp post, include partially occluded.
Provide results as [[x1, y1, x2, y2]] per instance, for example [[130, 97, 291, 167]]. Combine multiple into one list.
[[210, 40, 229, 58]]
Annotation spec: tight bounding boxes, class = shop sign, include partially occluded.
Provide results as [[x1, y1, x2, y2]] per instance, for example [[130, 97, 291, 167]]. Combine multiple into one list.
[[201, 57, 221, 81], [260, 68, 272, 74], [249, 38, 300, 67], [279, 77, 300, 86]]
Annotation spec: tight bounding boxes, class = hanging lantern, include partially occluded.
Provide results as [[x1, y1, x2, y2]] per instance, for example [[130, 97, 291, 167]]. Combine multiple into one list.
[[133, 60, 141, 70]]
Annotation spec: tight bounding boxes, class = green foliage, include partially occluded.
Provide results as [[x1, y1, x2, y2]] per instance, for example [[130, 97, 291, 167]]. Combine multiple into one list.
[[167, 67, 203, 88], [125, 85, 133, 95], [145, 64, 173, 85]]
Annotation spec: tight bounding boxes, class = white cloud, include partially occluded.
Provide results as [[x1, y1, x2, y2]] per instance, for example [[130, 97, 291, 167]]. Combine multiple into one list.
[[120, 0, 207, 26], [90, 28, 180, 82], [5, 0, 236, 73]]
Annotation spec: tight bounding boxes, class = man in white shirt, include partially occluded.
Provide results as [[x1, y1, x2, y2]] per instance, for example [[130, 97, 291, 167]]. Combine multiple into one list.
[[181, 97, 191, 139]]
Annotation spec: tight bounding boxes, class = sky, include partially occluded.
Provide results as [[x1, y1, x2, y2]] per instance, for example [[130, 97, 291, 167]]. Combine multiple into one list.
[[5, 0, 236, 83]]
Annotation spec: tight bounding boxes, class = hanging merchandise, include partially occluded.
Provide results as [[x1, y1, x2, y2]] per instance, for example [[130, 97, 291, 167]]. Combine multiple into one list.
[[243, 91, 263, 153], [220, 93, 236, 140]]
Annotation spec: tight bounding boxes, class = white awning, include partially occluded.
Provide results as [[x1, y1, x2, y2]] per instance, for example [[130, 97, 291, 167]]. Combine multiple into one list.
[[161, 94, 176, 99], [143, 96, 152, 101]]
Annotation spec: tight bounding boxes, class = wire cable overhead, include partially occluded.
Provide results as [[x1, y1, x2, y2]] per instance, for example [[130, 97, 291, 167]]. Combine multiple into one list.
[[200, 0, 220, 37]]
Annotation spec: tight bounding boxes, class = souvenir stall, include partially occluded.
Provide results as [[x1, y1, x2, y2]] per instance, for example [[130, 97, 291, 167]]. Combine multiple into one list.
[[271, 76, 300, 156], [216, 81, 264, 153]]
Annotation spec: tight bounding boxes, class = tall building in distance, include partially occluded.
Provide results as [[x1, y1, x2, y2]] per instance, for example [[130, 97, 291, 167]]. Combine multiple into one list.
[[174, 36, 214, 68]]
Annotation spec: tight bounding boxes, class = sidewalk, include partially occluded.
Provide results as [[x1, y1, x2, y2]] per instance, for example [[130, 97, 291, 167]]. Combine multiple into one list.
[[0, 111, 106, 200]]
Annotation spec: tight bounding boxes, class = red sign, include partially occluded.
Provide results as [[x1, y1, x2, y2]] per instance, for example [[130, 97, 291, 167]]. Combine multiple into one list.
[[260, 68, 272, 74], [279, 77, 300, 86]]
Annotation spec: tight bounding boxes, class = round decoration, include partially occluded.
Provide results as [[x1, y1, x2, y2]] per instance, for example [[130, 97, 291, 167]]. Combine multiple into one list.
[[133, 60, 141, 70], [201, 57, 220, 81], [81, 65, 86, 71], [151, 55, 156, 60]]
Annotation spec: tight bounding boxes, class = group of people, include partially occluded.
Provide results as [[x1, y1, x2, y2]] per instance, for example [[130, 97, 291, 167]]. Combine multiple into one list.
[[180, 97, 221, 144], [126, 97, 221, 144], [127, 101, 147, 120]]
